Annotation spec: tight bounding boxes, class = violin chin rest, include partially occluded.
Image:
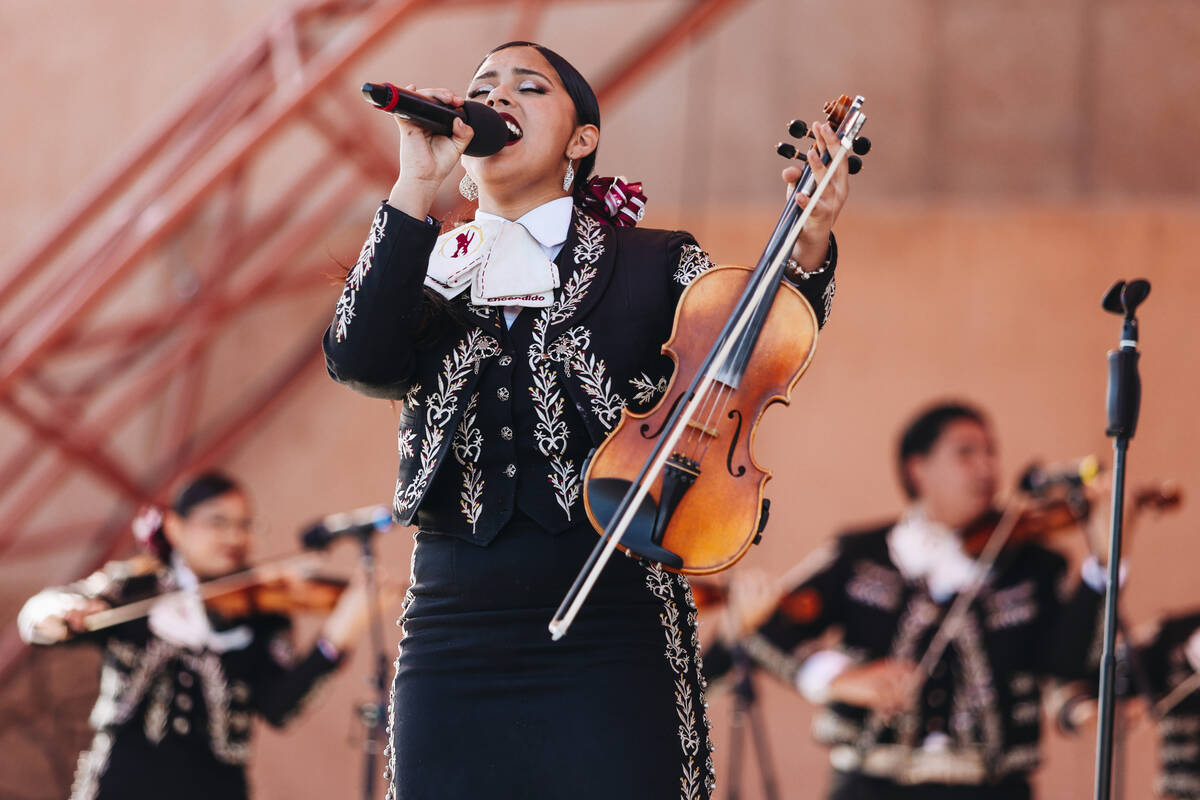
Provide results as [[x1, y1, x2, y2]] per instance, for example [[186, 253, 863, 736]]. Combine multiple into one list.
[[586, 478, 684, 569]]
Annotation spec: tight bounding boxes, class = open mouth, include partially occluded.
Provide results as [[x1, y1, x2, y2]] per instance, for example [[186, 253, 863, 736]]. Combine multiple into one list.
[[498, 112, 523, 145]]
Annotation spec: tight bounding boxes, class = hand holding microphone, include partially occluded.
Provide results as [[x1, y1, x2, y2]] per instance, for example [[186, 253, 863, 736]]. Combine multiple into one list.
[[361, 82, 511, 219]]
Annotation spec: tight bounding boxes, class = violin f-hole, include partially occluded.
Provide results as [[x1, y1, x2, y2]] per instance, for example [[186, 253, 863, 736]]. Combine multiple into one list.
[[640, 391, 686, 439], [725, 409, 747, 477]]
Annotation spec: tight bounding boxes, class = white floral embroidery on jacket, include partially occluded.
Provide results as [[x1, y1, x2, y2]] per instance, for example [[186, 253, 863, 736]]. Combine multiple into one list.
[[452, 392, 485, 533], [334, 208, 387, 343], [525, 214, 611, 521], [393, 329, 499, 516], [673, 243, 713, 287]]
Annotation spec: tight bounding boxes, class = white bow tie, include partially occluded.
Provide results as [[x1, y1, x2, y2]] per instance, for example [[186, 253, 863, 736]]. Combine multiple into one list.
[[425, 219, 560, 308], [888, 508, 983, 602]]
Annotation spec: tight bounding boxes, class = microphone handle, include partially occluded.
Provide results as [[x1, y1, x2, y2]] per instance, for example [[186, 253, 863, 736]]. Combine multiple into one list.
[[362, 83, 461, 134]]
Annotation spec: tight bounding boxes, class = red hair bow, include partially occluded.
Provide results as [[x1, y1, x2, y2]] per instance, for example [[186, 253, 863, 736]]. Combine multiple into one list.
[[579, 176, 647, 227]]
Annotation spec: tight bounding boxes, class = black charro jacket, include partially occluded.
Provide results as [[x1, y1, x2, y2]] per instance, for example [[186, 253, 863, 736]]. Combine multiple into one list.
[[704, 524, 1105, 782], [322, 202, 836, 544], [17, 558, 340, 800]]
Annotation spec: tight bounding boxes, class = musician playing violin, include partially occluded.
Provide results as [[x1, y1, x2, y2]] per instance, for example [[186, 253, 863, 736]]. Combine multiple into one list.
[[17, 472, 378, 800], [705, 402, 1115, 800], [322, 41, 849, 800]]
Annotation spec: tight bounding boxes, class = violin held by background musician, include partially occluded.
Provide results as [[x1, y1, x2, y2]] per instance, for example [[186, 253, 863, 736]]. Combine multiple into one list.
[[703, 401, 1122, 800], [17, 472, 392, 800]]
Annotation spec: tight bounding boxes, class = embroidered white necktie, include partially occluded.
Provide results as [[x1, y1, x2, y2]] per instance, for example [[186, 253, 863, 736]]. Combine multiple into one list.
[[425, 219, 559, 308]]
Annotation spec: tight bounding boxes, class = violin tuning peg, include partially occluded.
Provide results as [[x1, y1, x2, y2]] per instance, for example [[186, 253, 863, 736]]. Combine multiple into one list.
[[788, 119, 809, 139], [852, 136, 871, 156], [776, 142, 798, 160], [847, 155, 862, 175]]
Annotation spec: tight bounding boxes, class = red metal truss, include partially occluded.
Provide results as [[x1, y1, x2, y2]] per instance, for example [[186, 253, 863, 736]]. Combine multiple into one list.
[[0, 0, 751, 679]]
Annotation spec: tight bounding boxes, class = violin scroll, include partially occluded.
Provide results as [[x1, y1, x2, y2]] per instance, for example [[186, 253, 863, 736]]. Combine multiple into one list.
[[776, 95, 872, 175]]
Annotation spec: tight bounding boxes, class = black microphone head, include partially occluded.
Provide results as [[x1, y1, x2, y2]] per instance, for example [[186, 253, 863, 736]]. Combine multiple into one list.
[[1122, 279, 1151, 315], [459, 101, 511, 158], [361, 82, 393, 108], [301, 524, 333, 551], [1018, 462, 1045, 494], [1102, 281, 1126, 314]]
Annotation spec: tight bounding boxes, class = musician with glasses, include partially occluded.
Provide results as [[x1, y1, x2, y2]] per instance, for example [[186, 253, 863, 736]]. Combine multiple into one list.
[[17, 471, 376, 800]]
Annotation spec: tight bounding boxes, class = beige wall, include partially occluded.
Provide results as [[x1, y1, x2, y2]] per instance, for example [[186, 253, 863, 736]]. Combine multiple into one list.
[[2, 1, 1199, 799]]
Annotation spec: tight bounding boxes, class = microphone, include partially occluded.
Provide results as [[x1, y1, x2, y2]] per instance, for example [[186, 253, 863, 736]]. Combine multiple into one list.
[[361, 82, 512, 157], [1018, 456, 1102, 496], [301, 505, 393, 551]]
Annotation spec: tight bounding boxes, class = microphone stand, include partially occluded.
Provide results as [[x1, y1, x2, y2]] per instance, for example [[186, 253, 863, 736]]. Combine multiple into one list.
[[725, 646, 780, 800], [355, 528, 390, 800], [1093, 279, 1150, 800]]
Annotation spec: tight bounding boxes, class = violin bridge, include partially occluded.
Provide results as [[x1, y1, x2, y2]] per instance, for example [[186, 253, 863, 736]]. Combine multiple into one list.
[[685, 420, 720, 439]]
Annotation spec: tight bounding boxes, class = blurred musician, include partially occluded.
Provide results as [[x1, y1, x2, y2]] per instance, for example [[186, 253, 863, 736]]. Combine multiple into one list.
[[704, 402, 1112, 799], [17, 472, 376, 800], [1055, 609, 1200, 799]]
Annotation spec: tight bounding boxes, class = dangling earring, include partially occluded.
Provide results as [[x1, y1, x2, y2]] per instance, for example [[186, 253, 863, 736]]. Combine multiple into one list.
[[459, 173, 478, 201], [562, 160, 575, 192]]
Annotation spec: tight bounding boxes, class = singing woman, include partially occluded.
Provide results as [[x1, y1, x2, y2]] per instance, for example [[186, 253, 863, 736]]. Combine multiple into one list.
[[323, 41, 850, 799], [17, 472, 375, 800]]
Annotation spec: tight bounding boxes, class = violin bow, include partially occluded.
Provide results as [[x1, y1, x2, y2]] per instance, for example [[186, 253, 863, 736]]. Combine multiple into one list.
[[81, 553, 321, 632]]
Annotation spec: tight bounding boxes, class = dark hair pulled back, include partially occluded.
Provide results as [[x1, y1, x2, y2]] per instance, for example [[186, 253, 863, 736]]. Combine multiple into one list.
[[896, 402, 988, 499], [138, 471, 243, 560]]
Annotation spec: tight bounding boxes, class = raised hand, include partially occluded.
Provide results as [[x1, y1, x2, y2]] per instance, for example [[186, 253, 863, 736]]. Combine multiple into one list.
[[388, 85, 476, 219]]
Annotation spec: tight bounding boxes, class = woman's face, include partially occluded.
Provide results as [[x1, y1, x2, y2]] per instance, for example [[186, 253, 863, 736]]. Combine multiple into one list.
[[164, 490, 254, 579], [462, 46, 595, 201]]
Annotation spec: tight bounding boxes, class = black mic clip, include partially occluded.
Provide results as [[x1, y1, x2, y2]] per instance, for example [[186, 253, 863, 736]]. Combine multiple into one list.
[[301, 505, 393, 551], [1102, 279, 1150, 440]]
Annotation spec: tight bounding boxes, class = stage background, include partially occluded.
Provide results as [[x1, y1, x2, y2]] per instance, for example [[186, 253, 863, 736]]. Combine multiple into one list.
[[1, 1, 1198, 798]]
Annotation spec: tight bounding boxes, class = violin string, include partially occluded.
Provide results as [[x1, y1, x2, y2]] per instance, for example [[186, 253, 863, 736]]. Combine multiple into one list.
[[680, 381, 722, 460]]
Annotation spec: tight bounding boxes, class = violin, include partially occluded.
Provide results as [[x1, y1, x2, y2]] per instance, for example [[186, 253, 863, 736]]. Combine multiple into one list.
[[960, 481, 1183, 557], [83, 555, 349, 632], [549, 97, 870, 639], [203, 575, 347, 618]]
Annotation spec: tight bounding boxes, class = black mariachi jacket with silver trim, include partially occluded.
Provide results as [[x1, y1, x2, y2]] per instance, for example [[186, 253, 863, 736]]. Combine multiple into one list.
[[703, 524, 1104, 782], [1132, 611, 1200, 799], [323, 202, 836, 543], [20, 559, 340, 800]]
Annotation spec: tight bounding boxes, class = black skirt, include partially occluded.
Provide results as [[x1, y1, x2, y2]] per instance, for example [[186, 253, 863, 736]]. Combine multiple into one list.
[[386, 517, 714, 800]]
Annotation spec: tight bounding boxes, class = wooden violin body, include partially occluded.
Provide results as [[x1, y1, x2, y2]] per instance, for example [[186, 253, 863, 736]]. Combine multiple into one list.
[[583, 266, 818, 574], [203, 574, 347, 618]]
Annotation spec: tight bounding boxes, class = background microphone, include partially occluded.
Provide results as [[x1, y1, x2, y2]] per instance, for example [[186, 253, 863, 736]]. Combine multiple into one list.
[[361, 82, 512, 157], [1018, 456, 1102, 496], [301, 505, 393, 551]]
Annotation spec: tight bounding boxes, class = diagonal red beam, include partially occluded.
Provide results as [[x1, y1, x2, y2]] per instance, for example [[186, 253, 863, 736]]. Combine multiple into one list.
[[593, 0, 750, 108], [0, 176, 363, 541], [0, 0, 434, 398], [0, 396, 149, 505], [0, 38, 270, 324], [0, 67, 278, 356], [43, 148, 341, 367], [0, 330, 325, 684]]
